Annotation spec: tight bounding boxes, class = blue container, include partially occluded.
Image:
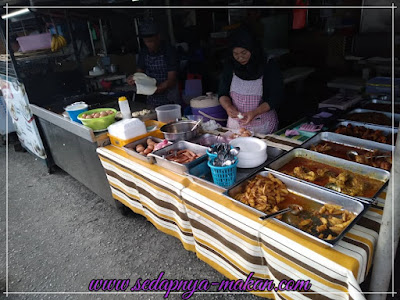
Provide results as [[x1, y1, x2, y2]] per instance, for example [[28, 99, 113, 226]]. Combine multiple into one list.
[[366, 77, 400, 96], [65, 102, 88, 123], [208, 157, 238, 188], [206, 144, 233, 160]]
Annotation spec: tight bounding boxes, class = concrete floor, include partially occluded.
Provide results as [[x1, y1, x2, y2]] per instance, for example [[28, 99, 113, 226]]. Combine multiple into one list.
[[0, 142, 258, 300]]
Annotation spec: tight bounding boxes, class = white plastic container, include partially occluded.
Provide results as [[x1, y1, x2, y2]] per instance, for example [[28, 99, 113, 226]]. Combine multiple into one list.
[[107, 118, 146, 141], [118, 96, 132, 119], [155, 104, 181, 123], [229, 137, 268, 168]]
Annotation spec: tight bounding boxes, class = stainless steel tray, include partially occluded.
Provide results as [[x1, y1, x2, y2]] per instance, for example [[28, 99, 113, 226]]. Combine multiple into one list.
[[301, 132, 394, 154], [185, 160, 226, 193], [149, 141, 208, 175], [267, 148, 390, 202], [226, 169, 368, 247], [123, 136, 170, 164], [190, 133, 231, 147], [343, 108, 400, 128], [334, 121, 398, 136], [362, 99, 400, 113]]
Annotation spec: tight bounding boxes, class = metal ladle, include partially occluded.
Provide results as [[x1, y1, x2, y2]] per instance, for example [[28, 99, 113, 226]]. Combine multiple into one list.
[[259, 204, 303, 220], [347, 150, 391, 161], [229, 147, 240, 156]]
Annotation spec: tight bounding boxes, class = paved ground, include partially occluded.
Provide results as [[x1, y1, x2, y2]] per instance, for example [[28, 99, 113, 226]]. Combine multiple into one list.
[[0, 141, 258, 300]]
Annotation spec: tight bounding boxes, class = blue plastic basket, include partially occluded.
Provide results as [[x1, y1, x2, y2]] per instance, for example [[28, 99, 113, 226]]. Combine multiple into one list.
[[208, 158, 238, 188]]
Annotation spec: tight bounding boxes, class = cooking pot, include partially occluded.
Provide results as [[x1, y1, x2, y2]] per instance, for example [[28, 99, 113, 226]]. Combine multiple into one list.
[[160, 120, 200, 141]]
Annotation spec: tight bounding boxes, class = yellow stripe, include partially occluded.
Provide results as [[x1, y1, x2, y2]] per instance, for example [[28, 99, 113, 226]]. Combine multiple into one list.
[[345, 232, 374, 273], [100, 156, 184, 205], [185, 202, 259, 247], [368, 207, 383, 215], [260, 243, 350, 293], [113, 194, 196, 252], [109, 181, 192, 234]]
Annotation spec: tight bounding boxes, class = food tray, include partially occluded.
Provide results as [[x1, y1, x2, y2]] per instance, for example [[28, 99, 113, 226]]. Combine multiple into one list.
[[123, 136, 170, 164], [267, 148, 390, 203], [226, 169, 368, 247], [149, 141, 208, 175], [301, 132, 394, 154], [190, 133, 231, 147], [342, 108, 400, 128], [334, 121, 398, 136], [362, 99, 400, 113]]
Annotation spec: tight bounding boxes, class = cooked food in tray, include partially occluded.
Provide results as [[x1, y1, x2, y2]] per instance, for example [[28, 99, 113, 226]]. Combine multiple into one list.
[[224, 128, 253, 139], [279, 157, 384, 197], [310, 141, 392, 170], [232, 173, 357, 240], [165, 149, 201, 164], [364, 103, 400, 114], [346, 112, 392, 126], [335, 123, 396, 145]]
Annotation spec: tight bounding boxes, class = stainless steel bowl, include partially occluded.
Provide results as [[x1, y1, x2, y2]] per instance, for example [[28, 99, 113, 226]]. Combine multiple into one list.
[[160, 120, 200, 141]]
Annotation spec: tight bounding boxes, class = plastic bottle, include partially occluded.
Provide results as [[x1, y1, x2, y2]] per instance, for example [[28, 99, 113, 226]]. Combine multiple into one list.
[[118, 96, 131, 119]]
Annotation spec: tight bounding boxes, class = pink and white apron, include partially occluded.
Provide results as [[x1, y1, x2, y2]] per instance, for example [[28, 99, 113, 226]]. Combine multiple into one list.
[[227, 74, 278, 134]]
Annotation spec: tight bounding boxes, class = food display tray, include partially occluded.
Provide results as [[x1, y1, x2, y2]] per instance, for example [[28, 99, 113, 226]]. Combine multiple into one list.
[[149, 141, 208, 175], [301, 132, 394, 154], [334, 121, 398, 136], [190, 133, 231, 147], [123, 136, 170, 164], [226, 169, 368, 247], [362, 99, 400, 113], [342, 108, 400, 128], [267, 148, 390, 203]]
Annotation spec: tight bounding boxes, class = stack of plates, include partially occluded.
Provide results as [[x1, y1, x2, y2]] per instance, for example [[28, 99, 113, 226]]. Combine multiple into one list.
[[229, 137, 267, 168]]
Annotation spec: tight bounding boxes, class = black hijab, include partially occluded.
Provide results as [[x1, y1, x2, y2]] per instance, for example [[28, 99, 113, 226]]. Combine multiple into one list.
[[230, 29, 264, 80]]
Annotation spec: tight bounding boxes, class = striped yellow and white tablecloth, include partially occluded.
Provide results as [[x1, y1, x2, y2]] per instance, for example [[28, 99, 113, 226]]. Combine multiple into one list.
[[97, 145, 383, 300]]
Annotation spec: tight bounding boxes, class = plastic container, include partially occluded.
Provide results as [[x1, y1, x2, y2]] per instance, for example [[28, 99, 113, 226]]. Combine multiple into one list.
[[65, 102, 88, 124], [155, 104, 181, 123], [190, 92, 228, 126], [77, 108, 116, 130], [208, 158, 238, 188], [118, 96, 132, 119], [108, 118, 146, 141], [16, 33, 52, 52]]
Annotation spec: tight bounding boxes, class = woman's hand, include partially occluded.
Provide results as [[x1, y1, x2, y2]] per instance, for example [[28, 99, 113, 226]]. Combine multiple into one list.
[[226, 105, 240, 119], [242, 110, 257, 125], [126, 75, 135, 86]]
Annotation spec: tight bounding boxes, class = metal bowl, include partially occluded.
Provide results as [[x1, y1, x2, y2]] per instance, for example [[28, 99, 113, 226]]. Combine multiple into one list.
[[160, 120, 200, 141]]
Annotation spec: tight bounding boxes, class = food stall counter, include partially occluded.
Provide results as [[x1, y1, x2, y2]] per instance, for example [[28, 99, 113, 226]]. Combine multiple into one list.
[[97, 144, 384, 300]]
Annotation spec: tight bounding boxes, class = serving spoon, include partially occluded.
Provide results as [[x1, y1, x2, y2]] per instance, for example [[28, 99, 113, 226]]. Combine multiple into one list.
[[191, 119, 202, 131], [259, 204, 303, 220], [347, 150, 391, 160]]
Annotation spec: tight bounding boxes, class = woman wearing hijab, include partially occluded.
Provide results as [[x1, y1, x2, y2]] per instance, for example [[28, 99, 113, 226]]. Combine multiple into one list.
[[218, 29, 284, 134]]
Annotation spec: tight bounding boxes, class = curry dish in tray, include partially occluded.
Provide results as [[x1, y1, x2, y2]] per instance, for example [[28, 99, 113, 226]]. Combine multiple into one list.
[[278, 157, 385, 197], [233, 174, 357, 241], [310, 141, 392, 170]]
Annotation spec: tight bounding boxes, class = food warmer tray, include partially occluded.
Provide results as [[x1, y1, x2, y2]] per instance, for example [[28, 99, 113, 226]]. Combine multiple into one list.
[[190, 133, 231, 147], [267, 148, 390, 203], [123, 136, 171, 164], [362, 99, 400, 113], [342, 108, 400, 128], [301, 132, 394, 154], [149, 141, 208, 175], [226, 169, 369, 247], [334, 121, 398, 136]]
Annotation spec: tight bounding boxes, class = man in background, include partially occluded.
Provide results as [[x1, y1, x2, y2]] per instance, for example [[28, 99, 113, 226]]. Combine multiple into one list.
[[127, 20, 180, 107]]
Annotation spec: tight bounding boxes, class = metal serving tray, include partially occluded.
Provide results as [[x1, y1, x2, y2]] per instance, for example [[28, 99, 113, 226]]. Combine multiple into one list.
[[190, 133, 231, 147], [185, 160, 226, 193], [226, 169, 368, 247], [267, 148, 390, 203], [362, 99, 400, 113], [343, 108, 400, 128], [149, 141, 208, 175], [301, 132, 394, 154], [123, 136, 170, 164], [334, 121, 398, 136]]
